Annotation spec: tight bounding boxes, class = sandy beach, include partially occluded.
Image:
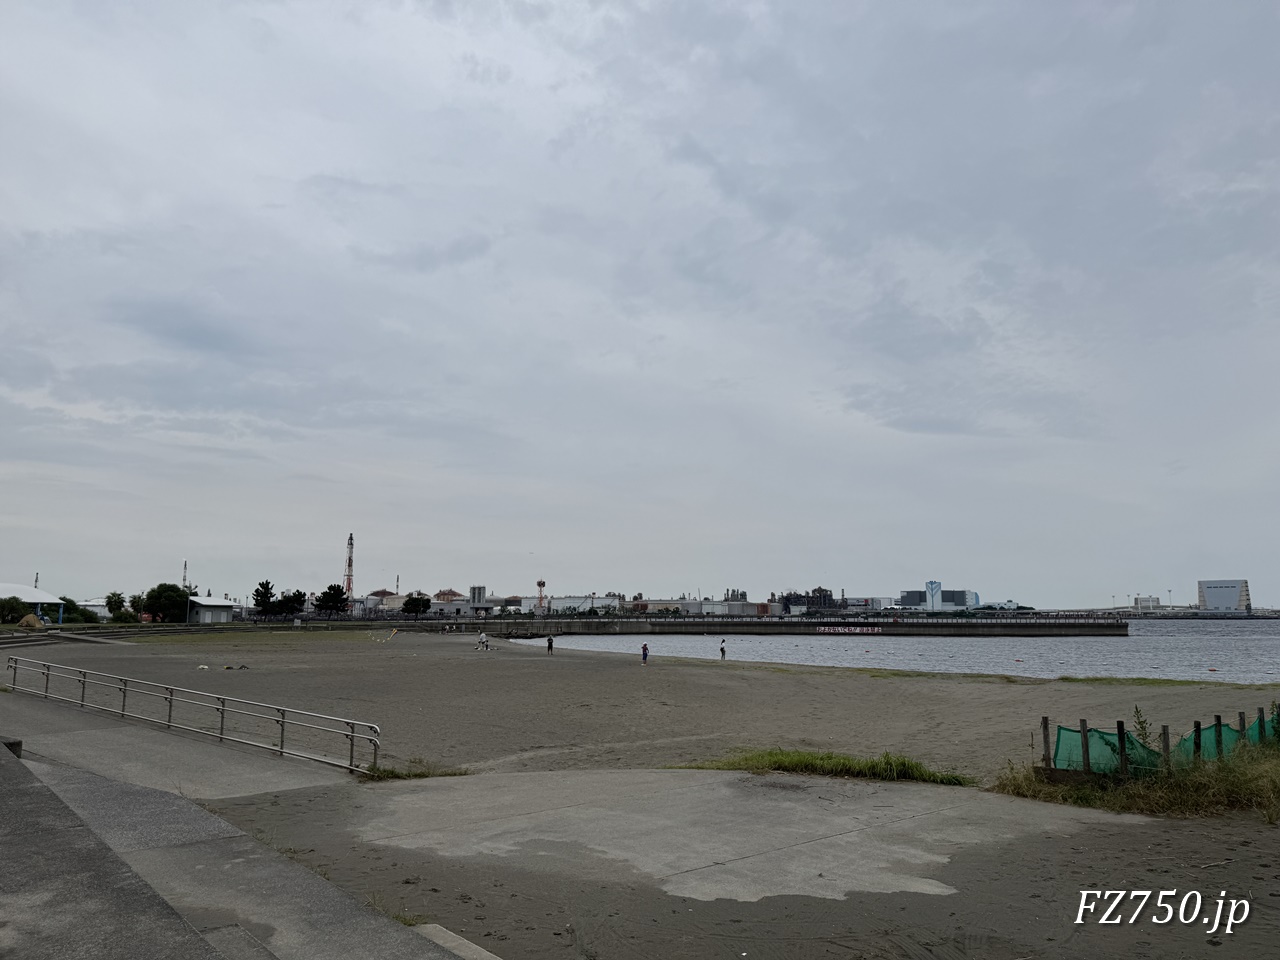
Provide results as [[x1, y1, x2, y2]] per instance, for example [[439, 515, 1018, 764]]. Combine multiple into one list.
[[24, 629, 1280, 959], [30, 628, 1280, 779]]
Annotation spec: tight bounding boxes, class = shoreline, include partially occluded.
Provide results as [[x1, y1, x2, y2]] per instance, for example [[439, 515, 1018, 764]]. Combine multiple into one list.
[[504, 632, 1280, 687]]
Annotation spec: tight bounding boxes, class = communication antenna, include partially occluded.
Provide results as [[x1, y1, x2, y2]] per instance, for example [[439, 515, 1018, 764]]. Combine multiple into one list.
[[182, 560, 188, 591], [343, 534, 355, 597], [33, 572, 38, 589]]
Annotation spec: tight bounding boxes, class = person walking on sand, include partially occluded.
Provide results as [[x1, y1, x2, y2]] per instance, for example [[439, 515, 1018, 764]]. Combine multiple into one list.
[[547, 635, 554, 655], [641, 642, 649, 666], [719, 640, 725, 661]]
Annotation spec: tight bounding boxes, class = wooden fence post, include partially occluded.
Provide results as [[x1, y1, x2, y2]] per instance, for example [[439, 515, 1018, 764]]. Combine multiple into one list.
[[1161, 725, 1171, 772], [1116, 719, 1129, 777], [1238, 711, 1247, 736], [1079, 719, 1091, 774], [1193, 720, 1202, 761], [1041, 716, 1052, 768], [1261, 707, 1269, 743], [1214, 715, 1223, 759]]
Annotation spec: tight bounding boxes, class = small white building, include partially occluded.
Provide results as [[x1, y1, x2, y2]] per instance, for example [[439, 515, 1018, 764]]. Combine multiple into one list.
[[188, 596, 234, 624], [80, 598, 111, 618]]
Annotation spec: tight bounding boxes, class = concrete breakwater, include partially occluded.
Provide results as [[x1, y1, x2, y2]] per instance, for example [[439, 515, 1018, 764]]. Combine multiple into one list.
[[499, 617, 1128, 638]]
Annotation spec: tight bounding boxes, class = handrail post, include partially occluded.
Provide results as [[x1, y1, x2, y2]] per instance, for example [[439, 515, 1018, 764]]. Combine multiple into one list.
[[79, 670, 86, 707], [1116, 720, 1129, 777], [348, 722, 355, 770], [166, 688, 174, 729], [1078, 719, 1091, 773], [277, 708, 286, 755], [43, 663, 50, 698], [218, 698, 226, 741], [120, 678, 128, 717]]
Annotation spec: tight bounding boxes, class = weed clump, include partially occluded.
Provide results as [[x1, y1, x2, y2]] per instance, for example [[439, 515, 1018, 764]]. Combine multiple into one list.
[[689, 749, 973, 786], [994, 741, 1280, 821], [360, 757, 469, 781]]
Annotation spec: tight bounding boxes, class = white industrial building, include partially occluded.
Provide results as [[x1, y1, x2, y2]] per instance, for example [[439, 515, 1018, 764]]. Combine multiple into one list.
[[898, 581, 979, 611], [1197, 580, 1251, 613]]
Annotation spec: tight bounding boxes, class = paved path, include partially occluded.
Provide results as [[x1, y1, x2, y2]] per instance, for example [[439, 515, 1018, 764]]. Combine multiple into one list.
[[0, 692, 466, 960], [0, 692, 350, 799]]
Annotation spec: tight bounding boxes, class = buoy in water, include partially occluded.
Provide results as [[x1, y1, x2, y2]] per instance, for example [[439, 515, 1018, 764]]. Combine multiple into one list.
[[1014, 659, 1023, 662], [1208, 668, 1218, 672]]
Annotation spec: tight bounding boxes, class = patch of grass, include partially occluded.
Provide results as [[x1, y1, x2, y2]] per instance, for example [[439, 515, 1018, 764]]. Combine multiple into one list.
[[364, 891, 427, 926], [858, 667, 1045, 684], [360, 758, 470, 781], [993, 742, 1280, 821], [1055, 675, 1226, 687], [689, 748, 974, 786]]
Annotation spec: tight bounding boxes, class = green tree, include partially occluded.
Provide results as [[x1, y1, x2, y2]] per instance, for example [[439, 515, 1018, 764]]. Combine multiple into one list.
[[276, 590, 307, 618], [0, 596, 30, 624], [314, 584, 348, 619], [252, 580, 276, 616], [111, 609, 141, 624], [58, 597, 101, 624], [128, 594, 144, 615], [105, 592, 126, 615], [144, 583, 191, 623], [402, 592, 431, 620]]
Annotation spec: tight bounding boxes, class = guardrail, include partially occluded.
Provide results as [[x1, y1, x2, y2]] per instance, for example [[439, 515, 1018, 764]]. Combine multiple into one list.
[[5, 657, 379, 772]]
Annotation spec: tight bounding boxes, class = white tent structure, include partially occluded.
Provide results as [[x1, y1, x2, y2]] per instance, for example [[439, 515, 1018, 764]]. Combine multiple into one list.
[[0, 582, 68, 623]]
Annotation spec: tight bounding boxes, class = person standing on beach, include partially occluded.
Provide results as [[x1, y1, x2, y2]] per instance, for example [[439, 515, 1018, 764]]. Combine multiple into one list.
[[547, 635, 554, 655], [641, 642, 649, 665], [719, 640, 725, 661]]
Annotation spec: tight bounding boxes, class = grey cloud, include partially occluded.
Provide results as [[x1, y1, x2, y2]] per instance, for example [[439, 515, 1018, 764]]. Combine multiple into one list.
[[106, 299, 253, 356], [358, 234, 493, 274], [2, 0, 1278, 606]]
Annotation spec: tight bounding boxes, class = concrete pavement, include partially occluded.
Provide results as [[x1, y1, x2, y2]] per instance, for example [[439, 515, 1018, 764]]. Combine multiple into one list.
[[0, 743, 225, 960], [326, 768, 1144, 902], [0, 691, 468, 960], [0, 693, 351, 798]]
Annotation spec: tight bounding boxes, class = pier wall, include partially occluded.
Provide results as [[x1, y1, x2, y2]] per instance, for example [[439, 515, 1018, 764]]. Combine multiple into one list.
[[495, 617, 1128, 638]]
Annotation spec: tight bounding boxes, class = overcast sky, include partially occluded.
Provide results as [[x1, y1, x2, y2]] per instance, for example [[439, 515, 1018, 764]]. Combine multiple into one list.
[[2, 1, 1277, 608]]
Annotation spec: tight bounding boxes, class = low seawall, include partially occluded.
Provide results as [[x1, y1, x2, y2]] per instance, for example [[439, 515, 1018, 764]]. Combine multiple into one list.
[[497, 617, 1128, 638]]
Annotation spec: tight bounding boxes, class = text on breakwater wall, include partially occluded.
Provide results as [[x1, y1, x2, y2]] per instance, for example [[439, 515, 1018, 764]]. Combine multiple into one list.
[[816, 626, 883, 634]]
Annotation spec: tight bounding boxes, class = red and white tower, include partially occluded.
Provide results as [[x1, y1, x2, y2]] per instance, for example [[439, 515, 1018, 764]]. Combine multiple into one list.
[[343, 534, 354, 597]]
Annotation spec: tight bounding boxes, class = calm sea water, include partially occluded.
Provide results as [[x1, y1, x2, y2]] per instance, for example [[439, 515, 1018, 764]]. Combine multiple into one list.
[[511, 619, 1280, 684]]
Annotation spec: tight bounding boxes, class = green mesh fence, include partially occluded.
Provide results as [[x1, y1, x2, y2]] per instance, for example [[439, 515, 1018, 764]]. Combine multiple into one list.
[[1054, 714, 1279, 775]]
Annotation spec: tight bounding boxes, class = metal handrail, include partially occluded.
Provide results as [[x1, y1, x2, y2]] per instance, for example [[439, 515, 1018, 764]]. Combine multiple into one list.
[[6, 657, 379, 772]]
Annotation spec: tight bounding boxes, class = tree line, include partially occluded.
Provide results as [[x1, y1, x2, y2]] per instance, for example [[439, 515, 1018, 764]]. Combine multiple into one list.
[[2, 582, 436, 627]]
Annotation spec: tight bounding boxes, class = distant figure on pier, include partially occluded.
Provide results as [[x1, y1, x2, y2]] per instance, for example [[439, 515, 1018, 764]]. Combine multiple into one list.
[[720, 640, 725, 661], [546, 635, 554, 655], [641, 642, 649, 666]]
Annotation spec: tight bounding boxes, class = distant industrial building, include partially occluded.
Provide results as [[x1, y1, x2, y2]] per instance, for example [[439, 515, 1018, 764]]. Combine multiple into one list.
[[899, 581, 979, 611], [188, 596, 234, 624], [1197, 580, 1251, 613], [1132, 595, 1162, 612]]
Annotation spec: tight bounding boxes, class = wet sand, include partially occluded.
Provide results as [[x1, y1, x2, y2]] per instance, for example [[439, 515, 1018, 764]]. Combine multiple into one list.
[[35, 630, 1280, 959]]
